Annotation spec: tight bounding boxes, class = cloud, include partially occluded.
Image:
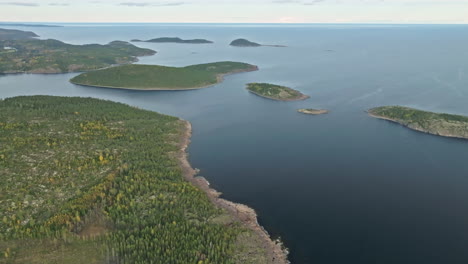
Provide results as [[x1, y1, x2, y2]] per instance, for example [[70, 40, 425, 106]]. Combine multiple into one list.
[[303, 0, 326, 5], [119, 1, 186, 6], [49, 3, 69, 6], [0, 1, 39, 6], [272, 0, 327, 5]]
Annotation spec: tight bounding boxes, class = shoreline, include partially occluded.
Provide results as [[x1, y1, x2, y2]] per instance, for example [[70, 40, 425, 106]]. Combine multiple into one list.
[[70, 65, 259, 91], [367, 111, 468, 140], [176, 120, 289, 264], [248, 90, 310, 102], [0, 53, 155, 75]]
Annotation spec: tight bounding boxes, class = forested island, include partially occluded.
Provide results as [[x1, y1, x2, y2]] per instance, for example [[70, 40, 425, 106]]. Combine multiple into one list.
[[0, 28, 155, 73], [368, 106, 468, 139], [246, 83, 309, 101], [132, 37, 213, 44], [230, 39, 261, 47], [70, 61, 259, 90], [298, 108, 329, 115], [230, 38, 286, 47], [0, 96, 288, 264]]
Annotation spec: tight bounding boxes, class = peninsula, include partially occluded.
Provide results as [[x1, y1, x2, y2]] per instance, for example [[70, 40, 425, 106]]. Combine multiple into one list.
[[230, 38, 286, 47], [70, 61, 259, 90], [132, 37, 213, 44], [0, 28, 156, 73], [0, 28, 38, 40], [0, 95, 287, 264], [298, 108, 329, 115], [368, 106, 468, 139], [246, 83, 309, 101]]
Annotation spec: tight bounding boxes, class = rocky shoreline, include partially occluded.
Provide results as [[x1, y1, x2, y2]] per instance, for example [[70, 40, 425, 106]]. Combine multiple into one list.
[[298, 108, 329, 115], [368, 111, 468, 140], [248, 90, 310, 101], [176, 120, 289, 264]]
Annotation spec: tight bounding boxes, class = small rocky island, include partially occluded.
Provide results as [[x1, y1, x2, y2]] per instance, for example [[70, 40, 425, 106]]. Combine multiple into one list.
[[246, 83, 309, 101], [368, 106, 468, 139], [131, 37, 213, 44], [230, 38, 261, 47], [298, 109, 329, 115], [230, 38, 286, 47], [70, 61, 258, 90]]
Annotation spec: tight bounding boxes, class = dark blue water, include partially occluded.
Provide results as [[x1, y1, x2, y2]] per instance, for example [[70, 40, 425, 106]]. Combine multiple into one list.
[[2, 24, 468, 264]]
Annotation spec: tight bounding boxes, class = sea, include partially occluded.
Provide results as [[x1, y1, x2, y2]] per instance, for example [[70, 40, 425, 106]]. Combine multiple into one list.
[[2, 23, 468, 264]]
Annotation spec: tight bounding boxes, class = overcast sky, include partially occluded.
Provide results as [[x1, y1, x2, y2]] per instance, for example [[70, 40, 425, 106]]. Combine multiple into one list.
[[0, 0, 468, 23]]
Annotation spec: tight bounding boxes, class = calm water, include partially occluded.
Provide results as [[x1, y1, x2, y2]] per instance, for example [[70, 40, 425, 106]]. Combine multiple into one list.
[[2, 24, 468, 264]]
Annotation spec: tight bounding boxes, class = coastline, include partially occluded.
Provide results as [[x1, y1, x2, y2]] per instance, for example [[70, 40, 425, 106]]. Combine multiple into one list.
[[247, 90, 310, 101], [1, 52, 155, 75], [367, 111, 468, 140], [70, 65, 259, 91], [176, 120, 289, 264]]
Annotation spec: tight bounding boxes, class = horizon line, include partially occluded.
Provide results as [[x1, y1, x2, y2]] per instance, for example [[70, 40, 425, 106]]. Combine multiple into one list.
[[2, 21, 468, 25]]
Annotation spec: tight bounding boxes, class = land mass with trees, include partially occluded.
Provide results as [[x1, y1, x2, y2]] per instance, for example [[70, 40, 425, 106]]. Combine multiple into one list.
[[246, 83, 309, 101], [368, 106, 468, 139], [70, 62, 259, 90], [0, 95, 288, 264], [230, 39, 286, 48], [0, 28, 155, 74]]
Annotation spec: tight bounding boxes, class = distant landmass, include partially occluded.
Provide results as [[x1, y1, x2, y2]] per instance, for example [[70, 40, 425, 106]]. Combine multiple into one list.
[[0, 28, 156, 74], [230, 38, 286, 47], [0, 28, 38, 40], [246, 83, 309, 101], [230, 38, 261, 47], [0, 23, 62, 27], [368, 106, 468, 139], [70, 61, 258, 90], [132, 37, 213, 44]]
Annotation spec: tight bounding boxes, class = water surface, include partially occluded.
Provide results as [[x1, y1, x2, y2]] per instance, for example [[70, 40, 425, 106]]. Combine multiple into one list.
[[2, 24, 468, 264]]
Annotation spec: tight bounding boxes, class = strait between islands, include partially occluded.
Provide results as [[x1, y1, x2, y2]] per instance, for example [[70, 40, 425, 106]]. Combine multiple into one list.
[[368, 106, 468, 139]]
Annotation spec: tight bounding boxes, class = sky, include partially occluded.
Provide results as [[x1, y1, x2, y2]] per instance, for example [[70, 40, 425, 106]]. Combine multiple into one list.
[[0, 0, 468, 24]]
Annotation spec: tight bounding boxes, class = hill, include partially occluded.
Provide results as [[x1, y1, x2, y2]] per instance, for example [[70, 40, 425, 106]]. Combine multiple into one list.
[[230, 39, 261, 47], [0, 28, 38, 40]]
